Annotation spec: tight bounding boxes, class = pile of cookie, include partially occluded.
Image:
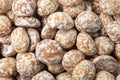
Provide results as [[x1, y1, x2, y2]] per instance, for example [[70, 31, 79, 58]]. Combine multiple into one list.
[[0, 0, 120, 80]]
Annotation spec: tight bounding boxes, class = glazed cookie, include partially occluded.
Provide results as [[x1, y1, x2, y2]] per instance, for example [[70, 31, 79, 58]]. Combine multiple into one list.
[[11, 27, 30, 53], [0, 15, 12, 37], [41, 24, 57, 39], [47, 63, 64, 74], [56, 72, 72, 80], [75, 11, 101, 33], [99, 12, 113, 36], [106, 21, 120, 43], [12, 0, 36, 16], [35, 39, 64, 65], [0, 58, 17, 77], [55, 28, 77, 49], [37, 0, 59, 16], [72, 60, 96, 80], [0, 0, 12, 14], [62, 50, 85, 73], [47, 12, 74, 30], [99, 0, 120, 15], [95, 36, 114, 55], [17, 53, 44, 77], [95, 71, 115, 80], [63, 2, 84, 18], [92, 55, 117, 72], [76, 32, 97, 56]]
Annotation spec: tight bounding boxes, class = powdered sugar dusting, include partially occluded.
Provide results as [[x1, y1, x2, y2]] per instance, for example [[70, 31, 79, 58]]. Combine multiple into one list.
[[75, 11, 101, 33], [47, 12, 74, 29], [37, 0, 59, 16], [55, 28, 77, 49], [35, 39, 64, 65], [76, 32, 97, 56], [106, 21, 120, 43]]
